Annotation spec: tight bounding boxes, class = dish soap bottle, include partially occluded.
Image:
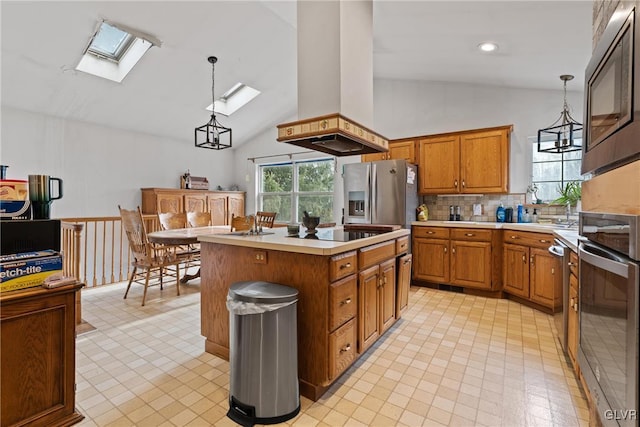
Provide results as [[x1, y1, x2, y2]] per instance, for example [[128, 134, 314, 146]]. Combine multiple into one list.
[[523, 208, 531, 223], [532, 208, 538, 223], [496, 203, 505, 223]]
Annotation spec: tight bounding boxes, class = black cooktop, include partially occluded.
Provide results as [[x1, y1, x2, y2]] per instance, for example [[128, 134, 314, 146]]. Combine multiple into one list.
[[288, 229, 388, 242]]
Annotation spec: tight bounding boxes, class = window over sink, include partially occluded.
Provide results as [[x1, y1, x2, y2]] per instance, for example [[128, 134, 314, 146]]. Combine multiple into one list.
[[258, 158, 335, 224], [531, 142, 585, 202]]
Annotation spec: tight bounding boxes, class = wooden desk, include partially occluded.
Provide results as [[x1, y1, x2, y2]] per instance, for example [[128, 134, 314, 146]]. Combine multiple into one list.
[[147, 226, 230, 283]]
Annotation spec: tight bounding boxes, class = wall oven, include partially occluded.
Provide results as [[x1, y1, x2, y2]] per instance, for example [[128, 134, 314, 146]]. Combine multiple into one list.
[[582, 2, 640, 176], [579, 212, 639, 426]]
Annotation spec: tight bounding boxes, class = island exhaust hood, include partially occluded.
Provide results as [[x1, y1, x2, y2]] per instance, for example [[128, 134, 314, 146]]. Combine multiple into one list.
[[276, 1, 389, 156]]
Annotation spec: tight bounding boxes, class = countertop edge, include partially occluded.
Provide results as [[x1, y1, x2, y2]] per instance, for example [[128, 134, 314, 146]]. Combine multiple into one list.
[[411, 220, 577, 234], [198, 228, 410, 255]]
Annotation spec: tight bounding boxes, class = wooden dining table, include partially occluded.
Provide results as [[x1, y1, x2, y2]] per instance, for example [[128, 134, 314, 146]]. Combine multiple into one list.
[[147, 226, 230, 283]]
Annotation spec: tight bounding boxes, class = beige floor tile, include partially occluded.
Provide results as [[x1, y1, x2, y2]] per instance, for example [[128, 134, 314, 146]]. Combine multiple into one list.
[[76, 284, 590, 427]]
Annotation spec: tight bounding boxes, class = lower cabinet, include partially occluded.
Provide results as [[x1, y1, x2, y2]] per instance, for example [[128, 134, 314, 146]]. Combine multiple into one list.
[[396, 253, 412, 318], [503, 230, 562, 312], [412, 226, 499, 291], [358, 258, 396, 353], [567, 250, 579, 372], [1, 283, 84, 427]]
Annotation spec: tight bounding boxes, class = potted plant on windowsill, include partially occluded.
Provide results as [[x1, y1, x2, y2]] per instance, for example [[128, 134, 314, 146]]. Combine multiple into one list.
[[552, 181, 582, 211]]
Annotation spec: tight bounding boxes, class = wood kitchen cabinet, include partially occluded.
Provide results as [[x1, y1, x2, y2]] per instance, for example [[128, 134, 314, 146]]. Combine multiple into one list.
[[412, 226, 450, 283], [418, 125, 511, 194], [412, 226, 500, 291], [450, 228, 493, 290], [396, 253, 412, 318], [357, 241, 396, 353], [567, 249, 579, 372], [141, 188, 245, 225], [503, 230, 562, 313], [361, 139, 416, 163], [1, 283, 84, 427]]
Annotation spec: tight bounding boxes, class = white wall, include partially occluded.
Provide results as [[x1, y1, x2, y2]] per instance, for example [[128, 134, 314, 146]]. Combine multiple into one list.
[[1, 107, 237, 217], [235, 78, 584, 217], [2, 78, 583, 220]]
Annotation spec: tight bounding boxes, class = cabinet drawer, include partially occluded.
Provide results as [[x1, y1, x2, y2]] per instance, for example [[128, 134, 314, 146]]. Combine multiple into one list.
[[450, 228, 492, 242], [503, 230, 553, 249], [412, 226, 450, 239], [396, 236, 409, 254], [329, 275, 357, 331], [329, 251, 357, 281], [328, 318, 357, 381], [569, 250, 578, 278], [358, 241, 395, 270]]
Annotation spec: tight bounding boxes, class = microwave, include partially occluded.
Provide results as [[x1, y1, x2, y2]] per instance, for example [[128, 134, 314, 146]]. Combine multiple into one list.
[[582, 2, 640, 176]]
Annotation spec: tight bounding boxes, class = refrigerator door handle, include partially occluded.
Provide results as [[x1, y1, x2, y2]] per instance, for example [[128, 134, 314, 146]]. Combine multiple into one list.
[[371, 163, 377, 223]]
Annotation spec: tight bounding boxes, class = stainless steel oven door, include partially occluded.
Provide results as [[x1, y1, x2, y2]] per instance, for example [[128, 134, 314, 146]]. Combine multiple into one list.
[[578, 241, 638, 427]]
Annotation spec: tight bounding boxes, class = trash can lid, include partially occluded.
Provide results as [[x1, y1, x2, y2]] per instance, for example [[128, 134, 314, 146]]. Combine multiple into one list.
[[229, 281, 298, 304]]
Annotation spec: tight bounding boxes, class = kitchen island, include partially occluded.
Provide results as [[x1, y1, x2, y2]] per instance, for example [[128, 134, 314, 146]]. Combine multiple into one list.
[[198, 226, 411, 400]]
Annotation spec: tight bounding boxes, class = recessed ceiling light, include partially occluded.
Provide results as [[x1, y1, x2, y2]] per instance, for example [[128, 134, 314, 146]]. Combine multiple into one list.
[[478, 42, 498, 52]]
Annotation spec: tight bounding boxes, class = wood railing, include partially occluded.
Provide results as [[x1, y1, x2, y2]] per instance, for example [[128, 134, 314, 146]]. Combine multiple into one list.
[[60, 215, 160, 288]]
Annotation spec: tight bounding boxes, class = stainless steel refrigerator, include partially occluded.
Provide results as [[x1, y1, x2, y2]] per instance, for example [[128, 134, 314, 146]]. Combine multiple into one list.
[[343, 159, 418, 229]]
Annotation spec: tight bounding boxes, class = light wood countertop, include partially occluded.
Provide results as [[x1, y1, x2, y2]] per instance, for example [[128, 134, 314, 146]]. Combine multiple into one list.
[[198, 226, 410, 256]]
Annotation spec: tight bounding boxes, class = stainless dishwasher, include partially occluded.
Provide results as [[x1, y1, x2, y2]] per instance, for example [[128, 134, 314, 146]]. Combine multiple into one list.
[[548, 239, 570, 353]]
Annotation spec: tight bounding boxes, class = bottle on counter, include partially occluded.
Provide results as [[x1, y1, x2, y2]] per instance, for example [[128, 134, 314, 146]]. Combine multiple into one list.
[[523, 208, 531, 223], [496, 203, 505, 223], [455, 205, 461, 221], [532, 208, 538, 223], [517, 204, 524, 223], [449, 205, 455, 221], [505, 207, 514, 223], [185, 169, 192, 189]]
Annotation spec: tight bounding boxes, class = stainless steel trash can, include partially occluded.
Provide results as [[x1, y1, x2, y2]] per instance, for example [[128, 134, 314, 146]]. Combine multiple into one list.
[[226, 281, 300, 426]]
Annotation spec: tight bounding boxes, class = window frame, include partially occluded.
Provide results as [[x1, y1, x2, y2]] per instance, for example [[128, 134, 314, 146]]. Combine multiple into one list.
[[257, 157, 335, 224], [531, 143, 583, 203]]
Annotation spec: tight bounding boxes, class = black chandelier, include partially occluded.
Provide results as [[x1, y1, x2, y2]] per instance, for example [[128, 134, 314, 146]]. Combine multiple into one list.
[[536, 75, 583, 154], [195, 56, 232, 150]]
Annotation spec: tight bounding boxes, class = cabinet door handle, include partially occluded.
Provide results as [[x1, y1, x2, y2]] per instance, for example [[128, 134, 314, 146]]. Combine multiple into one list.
[[340, 344, 351, 353], [530, 256, 534, 265], [568, 262, 576, 266], [340, 298, 352, 306], [462, 179, 466, 188], [452, 247, 456, 254], [510, 235, 518, 239], [454, 179, 458, 188], [570, 297, 575, 307], [444, 247, 447, 253], [340, 262, 352, 269], [539, 239, 549, 244], [574, 302, 578, 312], [522, 255, 526, 263], [403, 259, 411, 265], [551, 267, 555, 275], [465, 233, 475, 237], [427, 231, 435, 234]]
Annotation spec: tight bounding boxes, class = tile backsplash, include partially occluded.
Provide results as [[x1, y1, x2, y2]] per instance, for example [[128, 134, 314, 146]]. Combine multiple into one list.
[[421, 194, 572, 222]]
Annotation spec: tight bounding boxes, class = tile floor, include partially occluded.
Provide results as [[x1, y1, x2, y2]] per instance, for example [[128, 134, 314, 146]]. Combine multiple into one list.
[[75, 277, 590, 426]]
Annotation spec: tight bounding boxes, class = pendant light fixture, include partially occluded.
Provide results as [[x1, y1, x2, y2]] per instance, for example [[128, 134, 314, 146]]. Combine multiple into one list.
[[195, 56, 232, 150], [536, 75, 582, 153]]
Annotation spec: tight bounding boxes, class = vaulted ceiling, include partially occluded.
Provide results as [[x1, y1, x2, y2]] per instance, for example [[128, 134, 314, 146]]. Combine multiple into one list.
[[1, 1, 592, 148]]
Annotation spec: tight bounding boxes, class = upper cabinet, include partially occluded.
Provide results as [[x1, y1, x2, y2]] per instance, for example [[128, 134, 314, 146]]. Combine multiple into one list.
[[418, 125, 511, 195], [361, 139, 416, 163]]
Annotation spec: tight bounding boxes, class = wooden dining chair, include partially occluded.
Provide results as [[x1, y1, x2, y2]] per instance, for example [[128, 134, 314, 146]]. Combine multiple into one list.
[[158, 212, 199, 273], [119, 206, 181, 306], [230, 214, 255, 232], [158, 212, 187, 230], [256, 211, 277, 228], [186, 211, 212, 227]]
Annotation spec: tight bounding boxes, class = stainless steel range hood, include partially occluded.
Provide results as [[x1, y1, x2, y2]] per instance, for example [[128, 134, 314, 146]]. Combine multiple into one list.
[[277, 1, 388, 156], [277, 113, 388, 155]]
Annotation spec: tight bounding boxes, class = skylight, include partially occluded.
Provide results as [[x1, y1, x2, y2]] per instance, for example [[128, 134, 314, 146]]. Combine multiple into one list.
[[87, 22, 134, 62], [76, 21, 161, 83], [207, 83, 260, 116]]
